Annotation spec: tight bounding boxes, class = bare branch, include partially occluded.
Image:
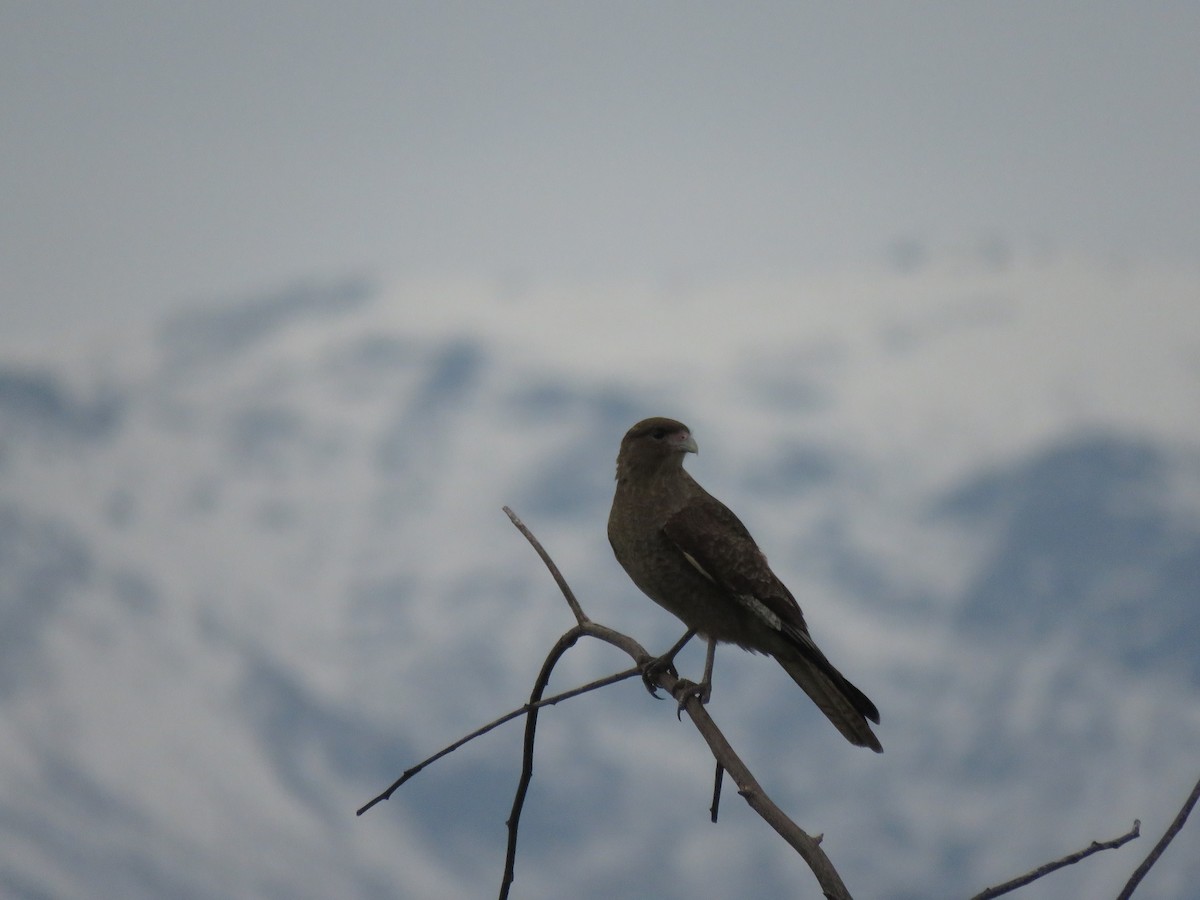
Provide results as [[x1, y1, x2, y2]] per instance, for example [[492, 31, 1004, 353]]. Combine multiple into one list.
[[503, 505, 589, 624], [969, 821, 1141, 900], [500, 621, 690, 897], [501, 625, 588, 898], [1116, 773, 1200, 900], [356, 665, 640, 816], [671, 680, 853, 900]]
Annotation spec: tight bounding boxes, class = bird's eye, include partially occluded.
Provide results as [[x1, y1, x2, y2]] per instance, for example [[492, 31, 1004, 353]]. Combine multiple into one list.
[[651, 428, 666, 440]]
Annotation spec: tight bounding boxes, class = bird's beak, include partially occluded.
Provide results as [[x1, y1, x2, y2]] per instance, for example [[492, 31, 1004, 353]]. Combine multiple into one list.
[[676, 431, 699, 455]]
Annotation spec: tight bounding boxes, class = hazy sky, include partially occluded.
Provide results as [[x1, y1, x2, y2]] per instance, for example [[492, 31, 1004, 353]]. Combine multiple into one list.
[[4, 2, 1198, 340]]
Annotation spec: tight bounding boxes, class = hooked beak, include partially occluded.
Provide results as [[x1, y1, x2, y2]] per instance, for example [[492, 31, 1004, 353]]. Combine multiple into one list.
[[675, 431, 699, 455]]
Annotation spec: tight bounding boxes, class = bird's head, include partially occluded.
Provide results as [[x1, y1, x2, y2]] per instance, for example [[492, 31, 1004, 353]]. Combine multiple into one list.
[[615, 417, 698, 480]]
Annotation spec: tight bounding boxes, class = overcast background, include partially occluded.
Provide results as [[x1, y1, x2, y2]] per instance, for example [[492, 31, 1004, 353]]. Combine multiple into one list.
[[4, 2, 1198, 344]]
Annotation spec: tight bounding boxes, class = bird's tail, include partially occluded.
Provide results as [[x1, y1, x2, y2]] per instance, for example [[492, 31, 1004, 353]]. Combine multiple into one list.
[[775, 651, 883, 753]]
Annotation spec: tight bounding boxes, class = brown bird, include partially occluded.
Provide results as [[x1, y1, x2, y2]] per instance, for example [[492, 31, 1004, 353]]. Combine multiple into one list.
[[608, 416, 882, 752]]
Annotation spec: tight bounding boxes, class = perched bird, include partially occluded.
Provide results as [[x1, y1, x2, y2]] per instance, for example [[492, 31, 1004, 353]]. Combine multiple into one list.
[[608, 417, 882, 752]]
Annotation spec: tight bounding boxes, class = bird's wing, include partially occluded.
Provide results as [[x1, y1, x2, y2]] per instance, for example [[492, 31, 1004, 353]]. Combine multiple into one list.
[[661, 493, 808, 635], [662, 494, 880, 730]]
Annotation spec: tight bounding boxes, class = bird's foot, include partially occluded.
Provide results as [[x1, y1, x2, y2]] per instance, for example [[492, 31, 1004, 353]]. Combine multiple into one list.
[[639, 653, 680, 698], [639, 629, 699, 698], [671, 678, 712, 719]]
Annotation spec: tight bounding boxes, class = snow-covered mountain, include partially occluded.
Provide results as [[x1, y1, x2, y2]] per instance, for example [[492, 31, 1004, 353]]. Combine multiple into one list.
[[2, 254, 1198, 899]]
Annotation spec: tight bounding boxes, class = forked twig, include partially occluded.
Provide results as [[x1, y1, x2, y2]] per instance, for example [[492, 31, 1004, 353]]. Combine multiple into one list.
[[499, 508, 854, 900], [1117, 773, 1200, 900], [498, 617, 694, 898]]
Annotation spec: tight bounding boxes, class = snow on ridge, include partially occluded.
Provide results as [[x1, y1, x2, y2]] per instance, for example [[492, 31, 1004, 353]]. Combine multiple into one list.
[[7, 252, 1197, 469], [348, 255, 1200, 489]]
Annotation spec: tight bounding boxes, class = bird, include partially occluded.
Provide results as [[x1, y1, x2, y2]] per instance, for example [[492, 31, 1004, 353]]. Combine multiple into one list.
[[607, 416, 882, 752]]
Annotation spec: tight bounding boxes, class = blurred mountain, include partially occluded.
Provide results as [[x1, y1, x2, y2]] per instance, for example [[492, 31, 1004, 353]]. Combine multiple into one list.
[[1, 259, 1198, 899], [942, 436, 1200, 681]]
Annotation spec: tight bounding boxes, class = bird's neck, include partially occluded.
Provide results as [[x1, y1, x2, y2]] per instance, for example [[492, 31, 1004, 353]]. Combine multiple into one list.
[[615, 459, 693, 502]]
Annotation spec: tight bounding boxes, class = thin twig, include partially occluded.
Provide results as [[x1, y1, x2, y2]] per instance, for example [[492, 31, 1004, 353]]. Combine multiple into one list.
[[501, 625, 588, 898], [503, 505, 589, 624], [1116, 773, 1200, 900], [356, 665, 640, 816], [969, 821, 1141, 900], [710, 762, 725, 823]]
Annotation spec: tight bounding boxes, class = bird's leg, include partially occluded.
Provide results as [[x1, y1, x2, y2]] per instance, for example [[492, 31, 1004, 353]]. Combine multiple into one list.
[[700, 635, 716, 698], [639, 628, 697, 697], [672, 637, 716, 715]]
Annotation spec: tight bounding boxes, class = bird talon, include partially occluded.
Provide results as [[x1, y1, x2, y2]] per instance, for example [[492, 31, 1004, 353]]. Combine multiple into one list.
[[671, 678, 712, 718], [639, 654, 679, 698]]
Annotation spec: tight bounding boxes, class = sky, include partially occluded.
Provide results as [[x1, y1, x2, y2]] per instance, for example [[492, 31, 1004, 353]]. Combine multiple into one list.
[[3, 2, 1199, 341]]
